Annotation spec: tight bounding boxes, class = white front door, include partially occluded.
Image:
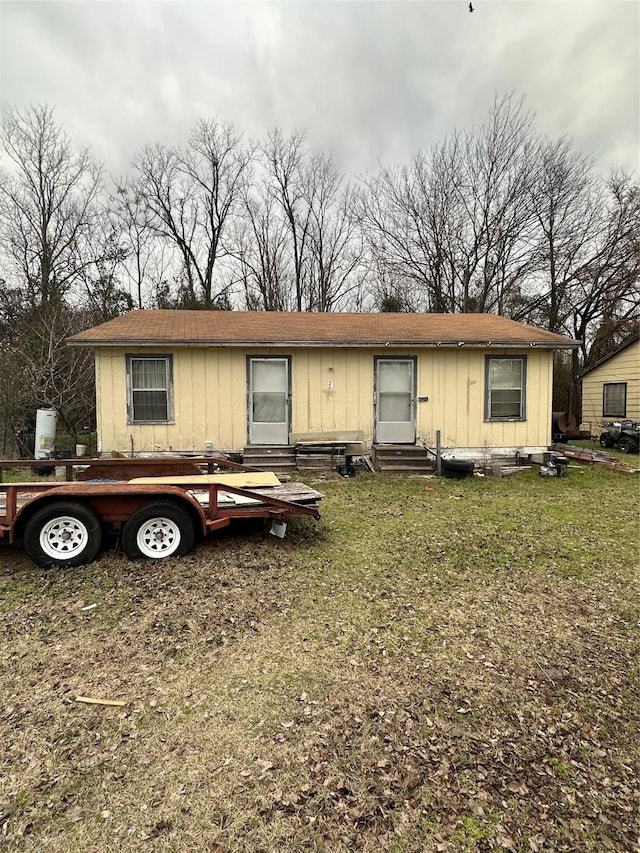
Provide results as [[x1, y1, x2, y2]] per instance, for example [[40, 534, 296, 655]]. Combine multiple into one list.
[[248, 357, 290, 445], [375, 358, 416, 443]]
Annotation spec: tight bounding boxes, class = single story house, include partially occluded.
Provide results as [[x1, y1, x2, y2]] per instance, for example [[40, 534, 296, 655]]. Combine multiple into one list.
[[579, 333, 640, 428], [68, 310, 578, 462]]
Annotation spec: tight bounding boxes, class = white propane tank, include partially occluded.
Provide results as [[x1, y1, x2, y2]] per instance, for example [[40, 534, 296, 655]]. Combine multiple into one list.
[[34, 408, 57, 459]]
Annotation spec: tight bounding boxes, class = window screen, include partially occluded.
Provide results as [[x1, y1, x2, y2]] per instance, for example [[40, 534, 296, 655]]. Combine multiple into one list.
[[603, 383, 626, 418], [127, 356, 172, 422], [486, 357, 526, 420]]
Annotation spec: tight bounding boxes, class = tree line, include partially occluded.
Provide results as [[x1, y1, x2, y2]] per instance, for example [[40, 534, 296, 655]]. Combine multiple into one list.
[[0, 95, 638, 453]]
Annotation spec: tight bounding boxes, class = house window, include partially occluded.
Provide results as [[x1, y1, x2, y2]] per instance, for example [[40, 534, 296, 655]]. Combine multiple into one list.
[[603, 382, 626, 418], [485, 357, 526, 420], [126, 355, 173, 423]]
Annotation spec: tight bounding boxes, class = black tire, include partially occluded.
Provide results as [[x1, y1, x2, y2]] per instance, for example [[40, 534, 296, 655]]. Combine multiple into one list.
[[23, 501, 103, 568], [618, 437, 637, 454], [122, 501, 195, 560], [441, 458, 475, 478], [599, 432, 613, 448]]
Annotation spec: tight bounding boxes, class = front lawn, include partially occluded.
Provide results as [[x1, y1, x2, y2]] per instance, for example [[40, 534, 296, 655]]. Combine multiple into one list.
[[0, 465, 638, 851]]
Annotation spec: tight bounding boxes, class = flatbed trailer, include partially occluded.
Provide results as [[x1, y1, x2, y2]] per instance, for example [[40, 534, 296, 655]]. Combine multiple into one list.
[[0, 476, 323, 568]]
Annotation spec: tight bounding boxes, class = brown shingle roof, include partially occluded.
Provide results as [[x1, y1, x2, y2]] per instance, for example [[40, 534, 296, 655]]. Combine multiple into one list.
[[68, 310, 578, 348]]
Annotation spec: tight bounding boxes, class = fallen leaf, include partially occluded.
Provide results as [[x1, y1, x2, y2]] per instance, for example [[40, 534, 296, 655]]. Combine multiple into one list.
[[64, 804, 83, 822]]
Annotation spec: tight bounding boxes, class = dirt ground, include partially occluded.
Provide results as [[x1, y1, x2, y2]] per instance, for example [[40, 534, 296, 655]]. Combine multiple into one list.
[[1, 470, 639, 851]]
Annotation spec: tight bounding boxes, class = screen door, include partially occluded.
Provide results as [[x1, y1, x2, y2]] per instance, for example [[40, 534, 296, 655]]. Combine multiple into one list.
[[375, 358, 416, 443], [248, 357, 290, 445]]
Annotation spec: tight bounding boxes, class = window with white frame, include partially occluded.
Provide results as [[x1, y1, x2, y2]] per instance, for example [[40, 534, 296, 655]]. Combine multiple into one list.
[[126, 355, 173, 423], [485, 357, 526, 420], [603, 382, 626, 418]]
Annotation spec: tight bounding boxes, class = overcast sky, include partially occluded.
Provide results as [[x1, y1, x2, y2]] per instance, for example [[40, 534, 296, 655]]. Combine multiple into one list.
[[1, 0, 638, 180]]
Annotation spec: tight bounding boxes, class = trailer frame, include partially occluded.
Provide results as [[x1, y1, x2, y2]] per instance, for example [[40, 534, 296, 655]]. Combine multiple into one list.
[[0, 476, 322, 568]]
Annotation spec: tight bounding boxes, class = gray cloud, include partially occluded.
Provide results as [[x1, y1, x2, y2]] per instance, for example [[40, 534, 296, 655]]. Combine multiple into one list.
[[1, 0, 637, 178]]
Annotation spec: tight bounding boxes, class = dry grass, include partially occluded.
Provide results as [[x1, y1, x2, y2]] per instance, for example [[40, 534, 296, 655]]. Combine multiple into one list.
[[1, 465, 639, 852]]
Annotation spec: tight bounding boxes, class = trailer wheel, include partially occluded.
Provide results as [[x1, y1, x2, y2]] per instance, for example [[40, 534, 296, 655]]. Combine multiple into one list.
[[122, 501, 195, 560], [23, 502, 103, 568]]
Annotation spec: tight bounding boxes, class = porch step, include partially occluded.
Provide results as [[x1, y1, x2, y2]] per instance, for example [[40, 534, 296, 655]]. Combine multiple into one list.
[[242, 446, 296, 472], [295, 453, 343, 472], [373, 444, 435, 474]]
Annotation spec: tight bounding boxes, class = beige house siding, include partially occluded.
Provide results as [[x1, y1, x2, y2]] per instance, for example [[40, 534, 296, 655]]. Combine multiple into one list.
[[581, 340, 640, 427], [419, 347, 552, 450], [95, 345, 554, 455]]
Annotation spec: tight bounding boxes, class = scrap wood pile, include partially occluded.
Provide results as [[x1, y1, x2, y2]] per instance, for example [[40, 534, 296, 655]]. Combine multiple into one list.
[[551, 443, 639, 473]]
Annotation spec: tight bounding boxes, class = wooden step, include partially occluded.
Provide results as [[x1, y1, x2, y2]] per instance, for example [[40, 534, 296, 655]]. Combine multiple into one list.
[[296, 456, 341, 471], [373, 444, 432, 456], [372, 444, 435, 474], [242, 446, 296, 472], [240, 462, 296, 474], [376, 463, 436, 474]]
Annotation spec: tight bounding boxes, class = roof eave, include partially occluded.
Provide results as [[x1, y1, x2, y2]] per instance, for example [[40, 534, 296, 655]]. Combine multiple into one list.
[[67, 338, 578, 349]]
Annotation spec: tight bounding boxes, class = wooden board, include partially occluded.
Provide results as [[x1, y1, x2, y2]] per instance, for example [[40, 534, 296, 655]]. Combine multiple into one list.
[[194, 482, 324, 508], [235, 483, 325, 504], [76, 460, 206, 481], [128, 472, 281, 488]]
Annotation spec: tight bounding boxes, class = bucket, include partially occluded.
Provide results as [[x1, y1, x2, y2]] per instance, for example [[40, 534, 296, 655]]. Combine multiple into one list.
[[75, 444, 88, 458]]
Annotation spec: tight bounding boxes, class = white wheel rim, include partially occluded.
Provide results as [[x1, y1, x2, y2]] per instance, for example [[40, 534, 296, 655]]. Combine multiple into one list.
[[136, 516, 181, 558], [40, 516, 89, 560]]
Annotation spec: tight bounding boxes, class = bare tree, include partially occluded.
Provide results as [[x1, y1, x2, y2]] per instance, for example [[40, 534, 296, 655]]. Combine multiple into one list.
[[454, 95, 539, 314], [303, 150, 365, 311], [0, 104, 103, 305], [249, 129, 366, 311], [73, 215, 134, 321], [524, 136, 601, 333], [131, 118, 252, 307], [359, 94, 541, 315], [570, 173, 640, 364], [0, 105, 115, 449], [359, 145, 474, 313], [0, 295, 97, 451], [259, 128, 313, 311], [229, 175, 292, 311], [111, 181, 176, 309]]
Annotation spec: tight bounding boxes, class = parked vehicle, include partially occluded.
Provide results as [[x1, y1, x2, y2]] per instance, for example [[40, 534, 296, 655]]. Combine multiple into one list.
[[599, 421, 640, 454], [0, 466, 322, 569]]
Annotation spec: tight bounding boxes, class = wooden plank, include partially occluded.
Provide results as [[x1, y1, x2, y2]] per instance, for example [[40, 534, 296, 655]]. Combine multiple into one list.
[[194, 482, 324, 508], [254, 483, 324, 502], [128, 472, 281, 488], [76, 460, 206, 481], [75, 696, 126, 708]]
